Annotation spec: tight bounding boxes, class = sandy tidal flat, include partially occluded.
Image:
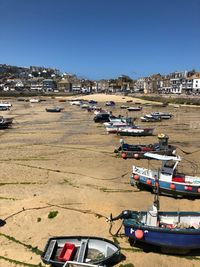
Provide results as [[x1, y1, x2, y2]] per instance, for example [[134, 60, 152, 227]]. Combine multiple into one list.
[[0, 94, 200, 267]]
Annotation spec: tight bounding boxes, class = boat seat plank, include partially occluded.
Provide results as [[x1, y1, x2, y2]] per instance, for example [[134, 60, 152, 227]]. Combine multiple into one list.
[[43, 240, 57, 262], [77, 240, 88, 263], [105, 245, 114, 257]]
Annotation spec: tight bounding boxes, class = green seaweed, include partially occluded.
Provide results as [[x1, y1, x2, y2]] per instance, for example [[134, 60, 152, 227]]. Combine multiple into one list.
[[0, 233, 42, 255], [0, 256, 44, 267], [119, 263, 135, 267], [62, 179, 79, 188], [48, 210, 58, 219], [100, 188, 133, 193]]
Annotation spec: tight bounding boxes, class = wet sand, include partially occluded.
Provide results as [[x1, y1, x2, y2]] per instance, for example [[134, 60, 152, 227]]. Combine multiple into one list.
[[0, 94, 200, 267]]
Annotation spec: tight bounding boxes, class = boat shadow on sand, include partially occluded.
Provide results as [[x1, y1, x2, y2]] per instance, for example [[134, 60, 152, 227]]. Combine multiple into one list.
[[130, 239, 200, 256], [136, 184, 200, 200]]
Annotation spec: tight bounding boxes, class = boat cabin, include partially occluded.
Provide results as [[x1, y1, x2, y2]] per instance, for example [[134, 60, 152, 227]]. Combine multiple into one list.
[[144, 152, 181, 182]]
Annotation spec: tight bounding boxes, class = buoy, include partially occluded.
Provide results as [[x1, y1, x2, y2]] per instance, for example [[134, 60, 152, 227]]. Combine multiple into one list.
[[121, 153, 127, 159], [170, 183, 176, 190], [135, 229, 144, 239], [134, 153, 139, 158], [185, 186, 192, 191], [134, 174, 140, 180], [146, 179, 152, 185], [198, 188, 200, 193]]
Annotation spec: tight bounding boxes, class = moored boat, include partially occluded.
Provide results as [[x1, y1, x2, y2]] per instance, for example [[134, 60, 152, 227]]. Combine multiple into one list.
[[93, 113, 111, 123], [108, 205, 200, 254], [127, 106, 142, 111], [0, 102, 12, 108], [140, 114, 161, 122], [0, 106, 10, 110], [29, 98, 40, 103], [88, 100, 98, 105], [0, 116, 14, 126], [70, 100, 83, 106], [120, 105, 129, 109], [41, 236, 121, 267], [105, 124, 130, 134], [115, 134, 176, 159], [0, 120, 10, 129], [80, 103, 89, 109], [46, 107, 63, 112], [151, 112, 172, 119], [117, 126, 154, 136], [93, 108, 108, 115], [131, 152, 200, 198], [105, 101, 115, 106]]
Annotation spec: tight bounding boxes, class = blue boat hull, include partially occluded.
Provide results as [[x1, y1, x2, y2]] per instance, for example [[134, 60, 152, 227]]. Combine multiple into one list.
[[124, 225, 200, 249], [130, 175, 200, 198]]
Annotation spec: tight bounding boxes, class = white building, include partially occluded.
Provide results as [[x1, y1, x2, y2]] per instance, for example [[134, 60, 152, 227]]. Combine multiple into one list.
[[169, 71, 188, 94], [192, 72, 200, 93]]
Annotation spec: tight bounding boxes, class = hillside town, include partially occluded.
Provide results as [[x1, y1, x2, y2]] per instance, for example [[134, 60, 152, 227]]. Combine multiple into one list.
[[0, 63, 200, 95]]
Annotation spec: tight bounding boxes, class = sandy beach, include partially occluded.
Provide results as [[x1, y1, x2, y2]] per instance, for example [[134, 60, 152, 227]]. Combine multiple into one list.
[[0, 94, 200, 267]]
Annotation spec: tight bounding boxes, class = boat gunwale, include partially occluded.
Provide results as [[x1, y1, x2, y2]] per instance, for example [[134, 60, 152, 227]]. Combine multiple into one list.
[[41, 235, 120, 265]]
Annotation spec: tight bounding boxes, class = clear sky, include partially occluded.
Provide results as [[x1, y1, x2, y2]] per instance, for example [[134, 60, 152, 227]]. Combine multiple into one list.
[[0, 0, 199, 80]]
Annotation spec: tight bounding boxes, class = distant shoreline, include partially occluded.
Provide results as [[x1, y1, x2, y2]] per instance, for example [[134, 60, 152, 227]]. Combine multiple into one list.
[[134, 93, 200, 106], [1, 91, 200, 106]]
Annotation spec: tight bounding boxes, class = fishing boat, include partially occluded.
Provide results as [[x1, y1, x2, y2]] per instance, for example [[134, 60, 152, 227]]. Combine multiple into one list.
[[104, 117, 135, 134], [0, 120, 10, 129], [41, 236, 121, 267], [151, 112, 172, 119], [93, 113, 111, 123], [70, 100, 83, 106], [114, 134, 176, 159], [108, 187, 200, 254], [0, 106, 10, 110], [0, 116, 14, 126], [105, 123, 130, 134], [46, 107, 63, 112], [127, 106, 142, 111], [29, 98, 40, 103], [105, 101, 115, 106], [88, 100, 98, 105], [140, 114, 161, 122], [107, 116, 134, 124], [117, 126, 154, 136], [0, 102, 12, 108], [80, 103, 90, 109], [120, 105, 129, 109], [131, 152, 200, 198], [93, 109, 108, 115]]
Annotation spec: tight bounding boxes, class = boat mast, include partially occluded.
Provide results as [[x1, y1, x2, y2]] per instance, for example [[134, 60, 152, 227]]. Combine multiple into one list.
[[153, 168, 160, 210]]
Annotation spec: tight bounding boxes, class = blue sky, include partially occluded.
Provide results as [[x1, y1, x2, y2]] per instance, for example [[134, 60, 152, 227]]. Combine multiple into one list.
[[0, 0, 199, 79]]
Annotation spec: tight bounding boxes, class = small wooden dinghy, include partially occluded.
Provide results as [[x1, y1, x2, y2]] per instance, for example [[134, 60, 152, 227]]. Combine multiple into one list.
[[41, 236, 121, 267]]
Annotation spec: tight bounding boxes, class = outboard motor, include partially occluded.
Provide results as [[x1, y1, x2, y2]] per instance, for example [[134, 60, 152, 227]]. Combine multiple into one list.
[[108, 210, 132, 222]]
